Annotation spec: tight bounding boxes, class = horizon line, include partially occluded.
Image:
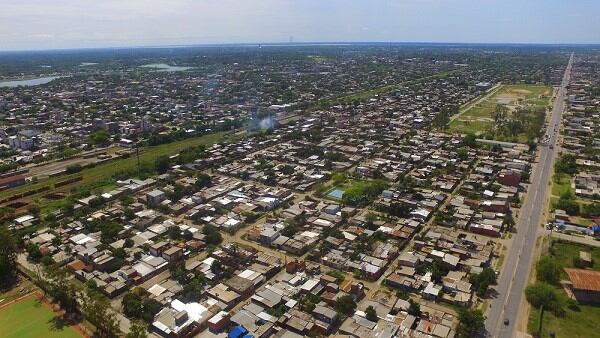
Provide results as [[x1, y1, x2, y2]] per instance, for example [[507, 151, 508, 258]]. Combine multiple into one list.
[[2, 40, 599, 54]]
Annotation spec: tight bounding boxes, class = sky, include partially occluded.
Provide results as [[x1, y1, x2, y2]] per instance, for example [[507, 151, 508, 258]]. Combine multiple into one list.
[[0, 0, 599, 51]]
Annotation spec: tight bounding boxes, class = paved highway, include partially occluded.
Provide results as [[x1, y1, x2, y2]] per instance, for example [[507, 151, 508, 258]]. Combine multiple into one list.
[[485, 53, 573, 338]]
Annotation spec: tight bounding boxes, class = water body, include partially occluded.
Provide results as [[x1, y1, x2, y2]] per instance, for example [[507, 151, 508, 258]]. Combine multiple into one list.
[[139, 63, 193, 72], [0, 76, 60, 88]]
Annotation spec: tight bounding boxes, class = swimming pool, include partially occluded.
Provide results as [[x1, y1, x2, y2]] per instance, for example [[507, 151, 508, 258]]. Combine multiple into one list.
[[327, 188, 345, 200]]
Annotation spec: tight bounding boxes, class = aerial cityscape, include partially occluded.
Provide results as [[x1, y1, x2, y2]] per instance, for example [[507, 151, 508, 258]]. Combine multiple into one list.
[[0, 2, 599, 338]]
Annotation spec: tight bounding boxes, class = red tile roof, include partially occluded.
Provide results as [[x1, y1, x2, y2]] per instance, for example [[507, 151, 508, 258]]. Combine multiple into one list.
[[565, 268, 600, 292]]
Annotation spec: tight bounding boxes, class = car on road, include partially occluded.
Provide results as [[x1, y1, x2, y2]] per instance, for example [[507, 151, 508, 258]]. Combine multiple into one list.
[[504, 318, 510, 326]]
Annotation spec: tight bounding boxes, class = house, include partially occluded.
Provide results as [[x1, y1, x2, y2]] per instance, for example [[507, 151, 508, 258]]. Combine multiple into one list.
[[152, 298, 218, 337], [469, 223, 500, 237], [398, 252, 420, 267], [578, 251, 593, 267], [207, 311, 230, 332], [147, 189, 166, 206], [162, 247, 184, 263], [313, 305, 338, 324], [497, 170, 521, 187], [564, 268, 600, 304], [207, 283, 241, 309], [150, 241, 170, 257], [481, 200, 509, 213], [423, 282, 441, 300]]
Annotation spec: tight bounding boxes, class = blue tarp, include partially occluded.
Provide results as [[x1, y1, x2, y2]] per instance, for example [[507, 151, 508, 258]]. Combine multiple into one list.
[[228, 325, 248, 338]]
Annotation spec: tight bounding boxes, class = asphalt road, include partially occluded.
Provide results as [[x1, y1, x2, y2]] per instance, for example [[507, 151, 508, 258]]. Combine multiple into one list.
[[485, 53, 573, 338]]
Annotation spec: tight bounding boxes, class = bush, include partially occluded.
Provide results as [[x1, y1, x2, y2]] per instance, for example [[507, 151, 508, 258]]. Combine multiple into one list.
[[65, 164, 83, 174], [555, 191, 580, 215]]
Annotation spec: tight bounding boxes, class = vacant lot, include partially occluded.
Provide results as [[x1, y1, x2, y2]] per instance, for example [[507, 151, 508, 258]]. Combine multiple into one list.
[[0, 296, 82, 338], [449, 84, 552, 142], [529, 302, 600, 338]]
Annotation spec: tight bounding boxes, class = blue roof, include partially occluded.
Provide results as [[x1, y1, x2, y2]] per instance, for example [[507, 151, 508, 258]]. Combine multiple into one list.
[[242, 335, 254, 338], [228, 325, 248, 338]]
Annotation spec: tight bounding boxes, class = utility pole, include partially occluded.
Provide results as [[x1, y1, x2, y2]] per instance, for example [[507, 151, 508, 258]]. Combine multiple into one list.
[[536, 304, 545, 338]]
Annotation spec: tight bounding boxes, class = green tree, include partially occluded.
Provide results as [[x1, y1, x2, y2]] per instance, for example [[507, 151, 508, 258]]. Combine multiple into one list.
[[556, 191, 580, 215], [0, 226, 18, 288], [82, 288, 121, 337], [154, 155, 171, 174], [122, 292, 143, 318], [554, 154, 577, 175], [88, 130, 111, 146], [195, 173, 212, 188], [525, 282, 562, 313], [456, 309, 485, 338], [89, 196, 105, 209], [126, 320, 147, 338], [469, 267, 497, 297], [141, 298, 162, 323], [462, 133, 478, 148], [202, 224, 223, 246], [181, 277, 206, 302], [536, 256, 562, 285], [365, 305, 378, 321], [503, 213, 515, 231], [334, 295, 357, 316], [44, 264, 79, 315], [407, 299, 421, 316]]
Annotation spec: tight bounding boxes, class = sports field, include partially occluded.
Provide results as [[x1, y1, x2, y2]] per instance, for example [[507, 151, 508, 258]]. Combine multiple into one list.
[[448, 84, 552, 141], [0, 296, 83, 338]]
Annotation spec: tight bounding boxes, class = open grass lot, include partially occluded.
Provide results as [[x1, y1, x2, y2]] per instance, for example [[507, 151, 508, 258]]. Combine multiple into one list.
[[551, 174, 573, 197], [528, 302, 600, 338], [527, 241, 600, 337], [549, 240, 600, 277], [0, 297, 82, 338], [0, 131, 235, 212], [445, 119, 489, 135], [448, 84, 552, 142]]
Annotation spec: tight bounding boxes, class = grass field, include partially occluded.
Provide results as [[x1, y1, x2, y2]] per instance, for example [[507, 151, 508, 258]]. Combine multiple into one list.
[[0, 297, 82, 338], [549, 240, 600, 278], [0, 131, 237, 212], [448, 84, 552, 142], [527, 241, 600, 337], [529, 302, 600, 338], [551, 174, 574, 197]]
